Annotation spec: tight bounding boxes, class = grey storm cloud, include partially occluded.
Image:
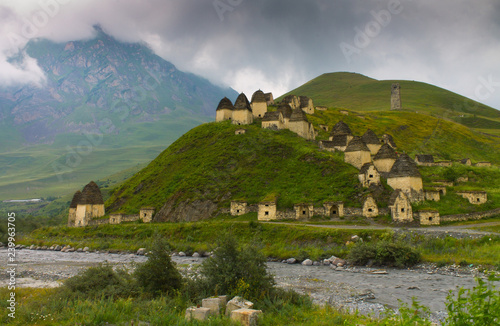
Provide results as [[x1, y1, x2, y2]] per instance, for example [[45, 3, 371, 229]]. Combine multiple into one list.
[[0, 0, 499, 108]]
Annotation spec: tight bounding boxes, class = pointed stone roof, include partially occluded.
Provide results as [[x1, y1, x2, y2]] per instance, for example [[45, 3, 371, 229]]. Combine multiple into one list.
[[299, 96, 312, 107], [277, 103, 293, 118], [344, 136, 370, 152], [234, 93, 252, 111], [70, 190, 82, 208], [289, 108, 308, 122], [331, 134, 350, 146], [262, 111, 282, 122], [373, 144, 398, 160], [282, 94, 298, 103], [388, 154, 421, 178], [359, 162, 376, 174], [251, 90, 266, 103], [389, 189, 407, 206], [361, 129, 380, 145], [81, 181, 104, 205], [320, 140, 336, 149], [216, 97, 234, 111], [382, 134, 397, 148], [331, 121, 352, 136]]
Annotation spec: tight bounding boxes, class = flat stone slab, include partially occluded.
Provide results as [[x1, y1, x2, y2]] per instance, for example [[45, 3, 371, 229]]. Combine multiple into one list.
[[185, 306, 210, 321]]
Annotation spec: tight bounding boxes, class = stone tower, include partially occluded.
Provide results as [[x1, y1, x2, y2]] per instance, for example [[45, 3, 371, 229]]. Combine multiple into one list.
[[391, 83, 401, 110]]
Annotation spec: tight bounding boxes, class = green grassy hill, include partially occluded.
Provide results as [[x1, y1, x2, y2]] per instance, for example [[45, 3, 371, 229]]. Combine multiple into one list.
[[101, 72, 500, 219], [279, 72, 500, 134], [105, 121, 372, 217]]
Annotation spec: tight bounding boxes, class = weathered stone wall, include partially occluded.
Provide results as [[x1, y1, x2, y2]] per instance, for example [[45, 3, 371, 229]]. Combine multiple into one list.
[[232, 110, 253, 125], [345, 151, 371, 169], [140, 208, 155, 223], [363, 196, 379, 217], [425, 191, 440, 202], [344, 207, 363, 217], [262, 120, 283, 130], [276, 210, 296, 220], [68, 208, 76, 227], [230, 201, 247, 216], [288, 120, 314, 140], [390, 193, 413, 222], [74, 204, 105, 227], [418, 211, 440, 225], [358, 165, 380, 187], [88, 219, 109, 226], [387, 176, 424, 202], [258, 202, 277, 221], [441, 208, 500, 222], [251, 102, 267, 118], [294, 204, 314, 219], [216, 109, 232, 122], [391, 83, 401, 110], [475, 162, 492, 167], [458, 192, 488, 205]]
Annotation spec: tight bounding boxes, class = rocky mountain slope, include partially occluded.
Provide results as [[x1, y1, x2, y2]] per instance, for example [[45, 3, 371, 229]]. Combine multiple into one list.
[[0, 26, 237, 199]]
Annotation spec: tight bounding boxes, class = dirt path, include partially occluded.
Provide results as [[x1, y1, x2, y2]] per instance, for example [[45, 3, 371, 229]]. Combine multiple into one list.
[[264, 221, 500, 236]]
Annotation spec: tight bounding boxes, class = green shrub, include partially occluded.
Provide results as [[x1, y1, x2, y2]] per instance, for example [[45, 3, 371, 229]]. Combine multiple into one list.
[[60, 263, 135, 300], [199, 233, 275, 300], [348, 241, 421, 268], [444, 273, 500, 326], [133, 237, 182, 296]]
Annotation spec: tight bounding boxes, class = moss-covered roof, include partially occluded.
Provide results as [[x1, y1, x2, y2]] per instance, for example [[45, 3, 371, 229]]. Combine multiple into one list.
[[282, 94, 298, 104], [331, 121, 352, 136], [277, 103, 293, 118], [234, 93, 252, 111], [361, 129, 380, 145], [388, 154, 421, 178], [262, 111, 282, 122], [344, 136, 370, 152], [216, 97, 235, 111], [331, 134, 350, 146], [289, 108, 309, 122], [81, 181, 104, 205], [299, 95, 312, 107], [373, 144, 398, 160], [320, 140, 336, 148], [70, 190, 82, 208], [251, 90, 266, 103]]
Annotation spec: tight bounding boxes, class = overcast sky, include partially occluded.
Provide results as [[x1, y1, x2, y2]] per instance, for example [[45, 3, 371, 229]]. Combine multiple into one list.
[[1, 0, 500, 109]]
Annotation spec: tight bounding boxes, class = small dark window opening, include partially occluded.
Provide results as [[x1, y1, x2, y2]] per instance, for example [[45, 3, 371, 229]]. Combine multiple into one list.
[[369, 174, 373, 178], [236, 210, 240, 213], [477, 198, 480, 202], [429, 217, 433, 221], [401, 208, 405, 213], [302, 210, 306, 215], [368, 208, 373, 212], [265, 211, 269, 216], [332, 210, 337, 215]]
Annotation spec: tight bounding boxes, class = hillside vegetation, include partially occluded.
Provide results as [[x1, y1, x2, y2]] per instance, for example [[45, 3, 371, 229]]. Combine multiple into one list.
[[280, 72, 500, 133], [106, 121, 365, 217]]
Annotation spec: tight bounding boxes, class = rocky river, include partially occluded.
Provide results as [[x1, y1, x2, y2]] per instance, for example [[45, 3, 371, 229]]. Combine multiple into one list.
[[1, 247, 492, 323]]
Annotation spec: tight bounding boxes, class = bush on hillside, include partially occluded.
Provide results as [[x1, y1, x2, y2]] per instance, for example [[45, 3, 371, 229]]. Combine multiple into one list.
[[133, 237, 182, 296], [348, 241, 420, 268], [198, 234, 275, 300]]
